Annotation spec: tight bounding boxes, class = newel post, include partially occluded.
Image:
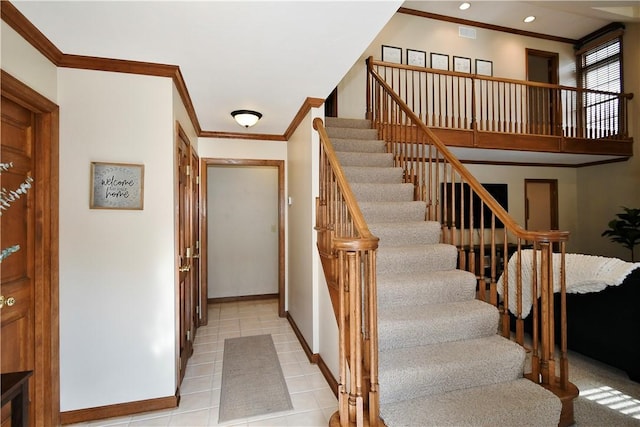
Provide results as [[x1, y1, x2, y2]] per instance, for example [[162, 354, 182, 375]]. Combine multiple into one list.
[[537, 242, 556, 386], [333, 237, 379, 427]]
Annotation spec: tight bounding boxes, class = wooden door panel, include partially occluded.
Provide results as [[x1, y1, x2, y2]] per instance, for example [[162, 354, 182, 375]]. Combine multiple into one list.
[[176, 130, 193, 382], [1, 97, 36, 425], [190, 152, 200, 328]]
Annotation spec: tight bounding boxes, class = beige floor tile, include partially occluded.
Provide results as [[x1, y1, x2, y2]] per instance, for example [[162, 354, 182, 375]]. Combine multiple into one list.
[[290, 391, 321, 412], [129, 414, 171, 426], [68, 300, 336, 427], [282, 409, 328, 427], [168, 409, 210, 426], [174, 390, 214, 413]]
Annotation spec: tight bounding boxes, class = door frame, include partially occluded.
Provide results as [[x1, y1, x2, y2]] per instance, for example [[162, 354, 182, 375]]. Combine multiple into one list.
[[1, 70, 60, 425], [200, 159, 286, 317]]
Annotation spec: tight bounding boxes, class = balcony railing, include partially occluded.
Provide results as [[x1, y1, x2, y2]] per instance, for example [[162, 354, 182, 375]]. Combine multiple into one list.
[[367, 57, 634, 158]]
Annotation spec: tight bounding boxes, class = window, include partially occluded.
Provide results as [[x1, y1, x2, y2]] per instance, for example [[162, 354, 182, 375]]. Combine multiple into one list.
[[576, 27, 624, 138]]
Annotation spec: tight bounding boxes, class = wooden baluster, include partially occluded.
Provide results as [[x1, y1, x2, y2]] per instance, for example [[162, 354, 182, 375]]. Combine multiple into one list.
[[337, 250, 349, 427], [367, 249, 379, 427], [539, 243, 555, 386], [557, 244, 568, 390]]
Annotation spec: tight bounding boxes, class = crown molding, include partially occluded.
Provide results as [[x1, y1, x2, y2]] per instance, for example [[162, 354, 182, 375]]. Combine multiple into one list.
[[398, 7, 578, 45], [2, 1, 326, 142]]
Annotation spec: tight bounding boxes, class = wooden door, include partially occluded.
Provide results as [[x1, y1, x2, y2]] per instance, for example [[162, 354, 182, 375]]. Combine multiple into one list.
[[526, 49, 560, 135], [190, 151, 202, 328], [176, 130, 193, 382], [525, 179, 559, 231], [1, 71, 59, 427], [1, 97, 36, 426]]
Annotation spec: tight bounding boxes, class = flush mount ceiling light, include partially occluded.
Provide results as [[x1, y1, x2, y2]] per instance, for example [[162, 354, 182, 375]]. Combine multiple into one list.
[[459, 2, 470, 10], [231, 109, 262, 128], [524, 15, 536, 23]]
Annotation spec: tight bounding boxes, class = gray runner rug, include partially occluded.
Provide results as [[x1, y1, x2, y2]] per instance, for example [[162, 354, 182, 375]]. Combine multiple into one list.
[[219, 334, 293, 422]]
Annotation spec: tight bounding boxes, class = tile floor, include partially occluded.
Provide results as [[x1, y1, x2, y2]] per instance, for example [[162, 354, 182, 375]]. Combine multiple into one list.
[[69, 299, 338, 426]]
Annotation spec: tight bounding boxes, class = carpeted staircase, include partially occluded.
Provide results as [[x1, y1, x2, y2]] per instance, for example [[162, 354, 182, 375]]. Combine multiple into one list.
[[325, 116, 562, 426]]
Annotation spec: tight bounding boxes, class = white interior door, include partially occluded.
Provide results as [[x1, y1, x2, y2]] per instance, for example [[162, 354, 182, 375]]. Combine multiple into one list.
[[207, 165, 279, 298]]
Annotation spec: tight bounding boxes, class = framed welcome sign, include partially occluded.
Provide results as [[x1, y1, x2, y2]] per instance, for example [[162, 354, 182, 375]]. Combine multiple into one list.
[[90, 162, 144, 210]]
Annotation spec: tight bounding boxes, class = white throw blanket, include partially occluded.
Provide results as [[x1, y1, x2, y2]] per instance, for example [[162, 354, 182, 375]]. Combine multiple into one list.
[[497, 250, 640, 318]]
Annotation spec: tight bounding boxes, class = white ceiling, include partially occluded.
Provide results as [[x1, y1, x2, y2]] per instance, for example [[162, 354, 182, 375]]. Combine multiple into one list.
[[403, 1, 640, 40], [11, 0, 403, 135], [9, 0, 638, 164]]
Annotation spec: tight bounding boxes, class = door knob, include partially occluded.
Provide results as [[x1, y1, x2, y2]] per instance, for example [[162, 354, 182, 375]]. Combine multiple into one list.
[[0, 295, 15, 308], [179, 265, 191, 272]]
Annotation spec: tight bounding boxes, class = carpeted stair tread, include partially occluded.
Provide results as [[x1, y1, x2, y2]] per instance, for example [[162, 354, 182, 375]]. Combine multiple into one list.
[[377, 270, 477, 307], [377, 244, 458, 274], [331, 138, 387, 153], [369, 221, 441, 246], [351, 183, 414, 203], [359, 201, 426, 223], [325, 117, 372, 129], [378, 335, 526, 404], [327, 126, 379, 140], [327, 127, 378, 140], [343, 166, 404, 184], [379, 378, 562, 427], [378, 300, 499, 350], [336, 151, 393, 167]]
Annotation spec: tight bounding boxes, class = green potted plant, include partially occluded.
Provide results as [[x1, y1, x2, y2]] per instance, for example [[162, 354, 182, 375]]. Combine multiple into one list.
[[601, 206, 640, 262]]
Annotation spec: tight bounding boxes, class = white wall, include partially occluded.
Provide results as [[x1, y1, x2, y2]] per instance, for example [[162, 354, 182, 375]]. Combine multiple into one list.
[[1, 22, 58, 101], [466, 164, 578, 251], [58, 69, 177, 410], [338, 12, 577, 120], [286, 111, 319, 349], [197, 138, 286, 161]]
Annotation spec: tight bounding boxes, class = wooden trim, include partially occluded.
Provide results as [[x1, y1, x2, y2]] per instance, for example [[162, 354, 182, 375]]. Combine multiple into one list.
[[208, 294, 278, 304], [460, 157, 629, 168], [58, 56, 202, 136], [315, 353, 339, 399], [1, 1, 63, 63], [283, 97, 325, 140], [286, 311, 339, 398], [201, 159, 286, 317], [2, 1, 321, 143], [199, 130, 287, 141], [398, 6, 577, 45], [1, 70, 60, 427], [0, 70, 57, 111], [199, 159, 209, 326], [286, 312, 317, 364], [60, 394, 178, 425]]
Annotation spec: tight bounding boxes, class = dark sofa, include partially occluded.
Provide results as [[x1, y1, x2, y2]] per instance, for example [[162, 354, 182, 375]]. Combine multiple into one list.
[[516, 267, 640, 382]]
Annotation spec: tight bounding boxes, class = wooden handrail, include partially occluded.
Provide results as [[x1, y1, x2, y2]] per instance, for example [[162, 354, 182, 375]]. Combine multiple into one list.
[[369, 57, 634, 98], [313, 118, 380, 427], [313, 118, 375, 241]]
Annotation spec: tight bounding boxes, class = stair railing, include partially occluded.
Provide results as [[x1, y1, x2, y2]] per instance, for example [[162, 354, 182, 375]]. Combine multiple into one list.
[[313, 118, 381, 427], [366, 57, 579, 422], [366, 57, 633, 143]]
